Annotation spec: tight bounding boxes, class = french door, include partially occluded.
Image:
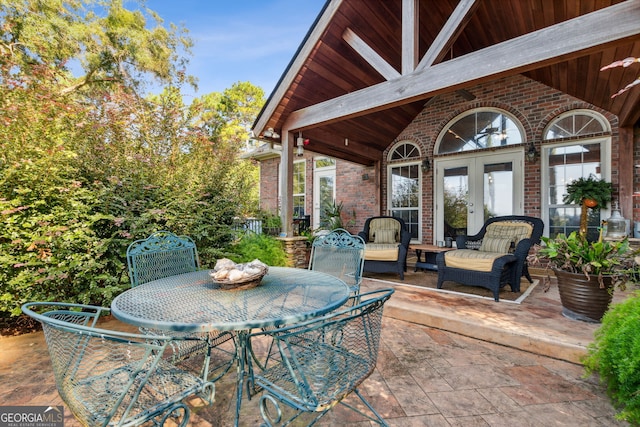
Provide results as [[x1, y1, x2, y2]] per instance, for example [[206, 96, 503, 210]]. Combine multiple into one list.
[[313, 168, 336, 229], [435, 150, 524, 242]]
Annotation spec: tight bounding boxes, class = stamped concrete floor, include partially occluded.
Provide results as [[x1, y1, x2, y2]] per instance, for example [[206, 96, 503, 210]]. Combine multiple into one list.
[[0, 272, 630, 426]]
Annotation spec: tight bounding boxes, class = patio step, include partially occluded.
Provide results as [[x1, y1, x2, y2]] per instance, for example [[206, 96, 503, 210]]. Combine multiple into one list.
[[362, 278, 599, 365]]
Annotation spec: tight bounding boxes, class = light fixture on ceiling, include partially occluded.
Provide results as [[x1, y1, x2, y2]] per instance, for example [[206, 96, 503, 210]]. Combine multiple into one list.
[[526, 141, 539, 163], [263, 127, 280, 139]]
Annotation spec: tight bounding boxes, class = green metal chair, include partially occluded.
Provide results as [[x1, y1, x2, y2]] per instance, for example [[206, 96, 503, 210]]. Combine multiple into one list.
[[260, 228, 366, 368], [126, 230, 235, 381], [308, 228, 366, 295], [126, 230, 200, 288], [22, 302, 215, 427], [248, 288, 394, 426]]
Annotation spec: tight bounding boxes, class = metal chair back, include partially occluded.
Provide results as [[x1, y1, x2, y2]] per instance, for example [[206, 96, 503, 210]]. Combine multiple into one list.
[[126, 230, 200, 287], [22, 302, 215, 427], [249, 288, 394, 426], [309, 228, 365, 294]]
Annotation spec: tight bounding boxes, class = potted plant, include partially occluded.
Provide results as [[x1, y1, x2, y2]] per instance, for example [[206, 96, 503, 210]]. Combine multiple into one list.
[[530, 231, 639, 322], [321, 200, 356, 230], [562, 174, 613, 236]]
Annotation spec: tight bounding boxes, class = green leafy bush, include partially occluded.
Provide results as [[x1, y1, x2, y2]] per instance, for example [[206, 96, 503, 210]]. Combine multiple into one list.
[[583, 291, 640, 424], [228, 232, 289, 267]]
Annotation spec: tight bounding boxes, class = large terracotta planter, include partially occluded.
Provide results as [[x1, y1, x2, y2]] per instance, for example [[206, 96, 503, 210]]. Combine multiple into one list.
[[554, 269, 614, 323]]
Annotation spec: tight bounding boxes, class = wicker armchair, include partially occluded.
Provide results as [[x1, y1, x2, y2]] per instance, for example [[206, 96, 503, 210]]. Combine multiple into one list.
[[126, 230, 235, 381], [249, 288, 393, 426], [436, 216, 544, 301], [22, 302, 215, 427], [358, 216, 411, 280]]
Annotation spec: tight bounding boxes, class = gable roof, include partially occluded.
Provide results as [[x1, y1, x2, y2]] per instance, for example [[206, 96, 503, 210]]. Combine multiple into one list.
[[253, 0, 640, 166]]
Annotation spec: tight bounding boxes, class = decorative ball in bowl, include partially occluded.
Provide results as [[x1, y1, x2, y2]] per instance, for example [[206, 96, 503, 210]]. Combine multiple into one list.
[[210, 258, 269, 291]]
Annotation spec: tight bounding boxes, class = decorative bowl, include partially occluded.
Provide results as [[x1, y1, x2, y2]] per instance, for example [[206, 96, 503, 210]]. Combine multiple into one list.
[[210, 259, 269, 291]]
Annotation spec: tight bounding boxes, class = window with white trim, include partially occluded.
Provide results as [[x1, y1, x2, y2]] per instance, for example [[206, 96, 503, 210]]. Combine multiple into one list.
[[387, 141, 421, 241], [542, 110, 611, 240]]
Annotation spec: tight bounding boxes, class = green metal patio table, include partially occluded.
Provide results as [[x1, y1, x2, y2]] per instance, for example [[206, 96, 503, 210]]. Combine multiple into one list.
[[110, 266, 350, 426]]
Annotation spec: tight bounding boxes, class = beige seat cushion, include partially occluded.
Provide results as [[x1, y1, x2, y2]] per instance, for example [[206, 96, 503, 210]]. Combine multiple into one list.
[[364, 243, 399, 261], [444, 249, 507, 272], [445, 221, 532, 272]]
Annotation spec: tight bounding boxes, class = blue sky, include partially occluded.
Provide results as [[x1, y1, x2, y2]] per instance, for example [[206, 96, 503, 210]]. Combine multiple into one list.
[[144, 1, 326, 100]]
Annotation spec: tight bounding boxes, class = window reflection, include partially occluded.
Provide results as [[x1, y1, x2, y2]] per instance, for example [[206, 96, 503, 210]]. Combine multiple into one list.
[[439, 110, 523, 154], [544, 109, 606, 240]]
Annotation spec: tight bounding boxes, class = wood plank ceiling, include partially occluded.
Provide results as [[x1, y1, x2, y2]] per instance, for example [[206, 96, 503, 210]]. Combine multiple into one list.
[[254, 0, 640, 166]]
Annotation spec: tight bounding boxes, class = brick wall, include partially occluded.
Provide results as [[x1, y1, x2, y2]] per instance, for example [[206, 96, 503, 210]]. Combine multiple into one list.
[[258, 152, 377, 234], [391, 74, 624, 243], [336, 160, 377, 233], [259, 157, 279, 214]]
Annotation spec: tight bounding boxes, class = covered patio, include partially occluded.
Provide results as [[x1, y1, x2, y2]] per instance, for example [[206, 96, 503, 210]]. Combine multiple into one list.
[[251, 0, 640, 241]]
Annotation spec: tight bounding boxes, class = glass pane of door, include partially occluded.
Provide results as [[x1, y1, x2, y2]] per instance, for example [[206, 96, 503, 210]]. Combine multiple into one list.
[[443, 166, 469, 239], [484, 162, 513, 221], [314, 170, 335, 229], [436, 150, 522, 243]]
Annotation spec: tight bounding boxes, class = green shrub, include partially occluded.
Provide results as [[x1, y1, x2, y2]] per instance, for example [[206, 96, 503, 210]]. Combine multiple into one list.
[[583, 291, 640, 424], [228, 232, 289, 267]]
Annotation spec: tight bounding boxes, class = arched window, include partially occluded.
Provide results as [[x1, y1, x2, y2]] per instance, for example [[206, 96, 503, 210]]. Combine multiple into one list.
[[544, 110, 610, 140], [437, 109, 524, 154], [387, 141, 422, 241], [542, 110, 611, 239]]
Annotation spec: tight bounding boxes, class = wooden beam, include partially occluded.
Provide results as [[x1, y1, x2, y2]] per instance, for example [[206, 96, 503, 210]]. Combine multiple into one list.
[[402, 0, 419, 74], [307, 145, 379, 166], [279, 131, 294, 237], [417, 0, 479, 70], [284, 1, 640, 130], [343, 28, 401, 81]]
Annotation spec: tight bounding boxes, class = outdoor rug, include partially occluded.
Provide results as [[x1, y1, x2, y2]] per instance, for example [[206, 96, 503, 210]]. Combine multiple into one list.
[[363, 256, 538, 304]]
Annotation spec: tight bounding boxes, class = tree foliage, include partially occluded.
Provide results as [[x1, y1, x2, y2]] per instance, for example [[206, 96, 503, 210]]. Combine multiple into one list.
[[0, 0, 265, 317]]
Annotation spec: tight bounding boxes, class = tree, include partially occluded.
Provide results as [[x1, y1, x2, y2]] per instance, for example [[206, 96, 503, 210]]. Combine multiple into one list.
[[0, 0, 195, 95], [0, 0, 264, 317]]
